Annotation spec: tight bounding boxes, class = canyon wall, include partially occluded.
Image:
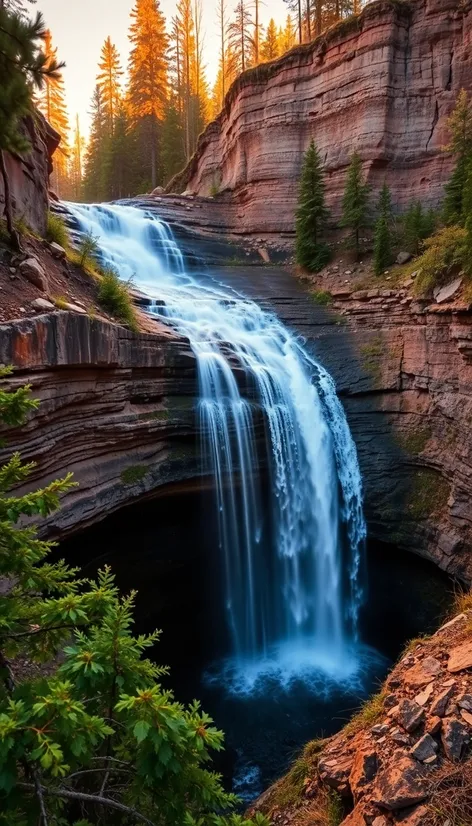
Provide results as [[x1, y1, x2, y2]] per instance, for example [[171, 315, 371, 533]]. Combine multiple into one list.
[[0, 312, 201, 538], [169, 0, 472, 239], [0, 115, 59, 237]]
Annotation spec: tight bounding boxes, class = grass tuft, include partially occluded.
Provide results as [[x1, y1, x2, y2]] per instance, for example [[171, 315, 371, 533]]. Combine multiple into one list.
[[344, 690, 387, 737], [311, 289, 332, 306], [52, 296, 69, 310], [45, 213, 69, 248], [97, 268, 138, 331]]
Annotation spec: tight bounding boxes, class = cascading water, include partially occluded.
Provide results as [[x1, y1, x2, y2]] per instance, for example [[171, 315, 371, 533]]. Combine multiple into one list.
[[67, 202, 366, 688]]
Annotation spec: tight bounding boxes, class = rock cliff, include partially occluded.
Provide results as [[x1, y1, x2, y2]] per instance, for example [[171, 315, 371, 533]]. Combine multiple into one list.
[[0, 114, 59, 236], [169, 0, 472, 239], [0, 312, 201, 538], [252, 604, 472, 826]]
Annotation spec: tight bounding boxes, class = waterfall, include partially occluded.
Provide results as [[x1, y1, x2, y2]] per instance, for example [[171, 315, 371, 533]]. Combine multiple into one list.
[[67, 202, 366, 686]]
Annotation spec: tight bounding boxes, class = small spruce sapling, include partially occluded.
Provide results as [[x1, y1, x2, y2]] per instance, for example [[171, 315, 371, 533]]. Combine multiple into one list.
[[295, 140, 330, 273], [340, 152, 370, 259], [443, 90, 472, 225], [373, 182, 393, 276]]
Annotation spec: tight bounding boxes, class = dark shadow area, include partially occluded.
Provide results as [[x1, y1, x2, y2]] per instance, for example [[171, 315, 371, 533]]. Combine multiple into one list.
[[58, 488, 452, 802]]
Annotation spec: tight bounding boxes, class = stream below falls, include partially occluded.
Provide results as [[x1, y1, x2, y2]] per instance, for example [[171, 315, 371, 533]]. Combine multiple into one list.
[[61, 202, 453, 800]]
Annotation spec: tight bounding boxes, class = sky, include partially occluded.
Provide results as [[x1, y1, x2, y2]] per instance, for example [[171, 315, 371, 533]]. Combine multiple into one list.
[[36, 0, 290, 138]]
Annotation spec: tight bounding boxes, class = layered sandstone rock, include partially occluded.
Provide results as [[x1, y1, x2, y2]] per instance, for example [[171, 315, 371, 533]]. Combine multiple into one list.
[[0, 114, 59, 237], [0, 312, 200, 537], [169, 0, 472, 239]]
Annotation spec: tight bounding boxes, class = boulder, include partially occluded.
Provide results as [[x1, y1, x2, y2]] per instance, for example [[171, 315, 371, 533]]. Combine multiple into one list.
[[19, 257, 48, 292], [434, 277, 463, 304], [349, 747, 378, 802], [372, 756, 429, 811], [151, 186, 165, 196], [258, 248, 270, 263], [447, 641, 472, 673], [62, 302, 87, 315], [49, 242, 66, 260], [31, 298, 55, 312], [460, 710, 472, 727], [403, 657, 442, 687], [441, 718, 470, 761], [395, 804, 432, 825], [409, 734, 438, 763], [396, 252, 412, 265], [318, 752, 354, 796], [396, 700, 425, 733], [458, 695, 472, 713], [430, 685, 456, 717], [425, 717, 442, 736]]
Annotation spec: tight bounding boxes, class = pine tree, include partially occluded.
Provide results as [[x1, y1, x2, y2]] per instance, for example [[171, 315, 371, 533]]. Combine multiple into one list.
[[36, 28, 70, 198], [0, 7, 61, 247], [443, 90, 472, 225], [261, 18, 280, 61], [97, 36, 123, 135], [82, 86, 108, 202], [173, 0, 209, 161], [340, 151, 370, 257], [403, 201, 433, 256], [162, 98, 186, 183], [106, 104, 135, 199], [69, 113, 84, 201], [0, 0, 35, 17], [295, 139, 330, 272], [128, 0, 168, 188], [227, 0, 254, 74], [280, 14, 297, 53], [373, 182, 393, 276], [0, 369, 270, 826], [464, 160, 472, 276]]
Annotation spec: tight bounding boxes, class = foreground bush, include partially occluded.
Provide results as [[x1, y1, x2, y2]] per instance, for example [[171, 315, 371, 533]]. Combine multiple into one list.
[[98, 267, 138, 330], [0, 367, 268, 826], [45, 212, 68, 248], [413, 226, 467, 295]]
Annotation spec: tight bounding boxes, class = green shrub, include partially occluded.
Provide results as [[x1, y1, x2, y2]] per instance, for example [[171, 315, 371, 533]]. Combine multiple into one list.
[[78, 230, 99, 269], [98, 267, 138, 330], [413, 226, 467, 295], [311, 289, 332, 306], [402, 202, 437, 255], [45, 212, 69, 248], [0, 370, 269, 826]]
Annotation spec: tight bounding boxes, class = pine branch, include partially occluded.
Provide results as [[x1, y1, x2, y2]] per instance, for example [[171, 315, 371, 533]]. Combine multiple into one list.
[[18, 783, 157, 826]]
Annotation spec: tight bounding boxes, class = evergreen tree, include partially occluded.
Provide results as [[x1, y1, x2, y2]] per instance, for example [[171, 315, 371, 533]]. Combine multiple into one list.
[[106, 104, 135, 199], [340, 151, 369, 257], [82, 86, 108, 202], [162, 98, 186, 183], [0, 369, 270, 826], [0, 0, 35, 17], [97, 36, 123, 135], [403, 201, 436, 256], [0, 7, 61, 247], [443, 90, 472, 225], [464, 161, 472, 276], [295, 139, 330, 272], [227, 0, 254, 74], [128, 0, 168, 188], [279, 14, 297, 53], [373, 182, 393, 276], [173, 0, 209, 161], [69, 113, 84, 201], [36, 28, 70, 198], [261, 18, 280, 61]]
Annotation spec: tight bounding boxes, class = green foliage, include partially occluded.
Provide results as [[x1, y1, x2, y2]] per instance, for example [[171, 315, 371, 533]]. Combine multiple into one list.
[[97, 267, 138, 330], [344, 691, 387, 736], [0, 372, 269, 825], [412, 226, 467, 295], [0, 6, 62, 246], [120, 464, 149, 485], [78, 231, 100, 269], [311, 289, 332, 306], [443, 91, 472, 225], [403, 201, 437, 255], [373, 183, 393, 276], [295, 140, 331, 273], [340, 152, 370, 257], [45, 213, 68, 248]]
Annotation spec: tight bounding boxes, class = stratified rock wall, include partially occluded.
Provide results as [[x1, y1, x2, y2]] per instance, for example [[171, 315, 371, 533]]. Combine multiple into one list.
[[0, 313, 200, 537], [0, 114, 59, 237], [170, 0, 472, 237]]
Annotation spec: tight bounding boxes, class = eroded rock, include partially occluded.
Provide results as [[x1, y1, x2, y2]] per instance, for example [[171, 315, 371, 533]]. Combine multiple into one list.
[[396, 700, 425, 733], [441, 718, 470, 761], [448, 642, 472, 673], [372, 756, 429, 811], [19, 257, 48, 292]]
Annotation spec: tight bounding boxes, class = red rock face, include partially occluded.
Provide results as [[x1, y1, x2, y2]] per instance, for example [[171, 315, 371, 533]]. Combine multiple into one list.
[[0, 114, 59, 236], [171, 0, 472, 238]]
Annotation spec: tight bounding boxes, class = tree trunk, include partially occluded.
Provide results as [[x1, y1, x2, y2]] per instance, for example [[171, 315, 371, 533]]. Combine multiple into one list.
[[298, 0, 303, 43], [305, 0, 311, 40], [0, 149, 21, 251], [254, 0, 259, 63], [315, 0, 323, 36]]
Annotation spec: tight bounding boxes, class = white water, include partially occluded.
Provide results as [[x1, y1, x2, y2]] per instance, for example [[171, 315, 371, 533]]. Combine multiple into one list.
[[67, 202, 367, 687]]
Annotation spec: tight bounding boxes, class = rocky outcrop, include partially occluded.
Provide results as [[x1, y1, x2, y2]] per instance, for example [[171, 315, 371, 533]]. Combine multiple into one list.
[[169, 0, 472, 239], [252, 607, 472, 826], [0, 114, 59, 236], [0, 312, 201, 537]]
